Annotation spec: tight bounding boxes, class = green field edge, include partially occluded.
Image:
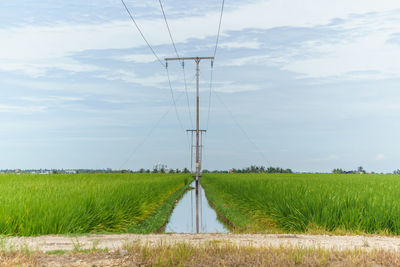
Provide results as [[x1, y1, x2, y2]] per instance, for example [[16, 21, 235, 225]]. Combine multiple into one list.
[[1, 181, 192, 238], [128, 182, 191, 234], [200, 180, 239, 232], [202, 174, 400, 236]]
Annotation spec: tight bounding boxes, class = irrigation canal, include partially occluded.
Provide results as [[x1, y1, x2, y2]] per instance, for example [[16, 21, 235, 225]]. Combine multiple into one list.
[[166, 181, 229, 233]]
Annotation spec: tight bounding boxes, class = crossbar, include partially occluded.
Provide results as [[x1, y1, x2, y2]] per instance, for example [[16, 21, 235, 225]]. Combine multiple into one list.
[[186, 130, 207, 133], [165, 57, 214, 61]]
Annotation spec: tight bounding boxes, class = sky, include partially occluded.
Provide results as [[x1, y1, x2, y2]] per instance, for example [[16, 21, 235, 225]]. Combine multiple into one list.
[[1, 0, 400, 172]]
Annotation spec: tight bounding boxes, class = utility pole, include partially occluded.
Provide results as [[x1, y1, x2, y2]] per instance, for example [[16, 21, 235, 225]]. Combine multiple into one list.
[[165, 56, 214, 233]]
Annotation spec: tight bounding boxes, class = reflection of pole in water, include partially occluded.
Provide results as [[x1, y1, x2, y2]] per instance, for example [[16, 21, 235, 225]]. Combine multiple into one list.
[[202, 186, 207, 231], [191, 187, 193, 233], [195, 179, 199, 233], [200, 185, 203, 231]]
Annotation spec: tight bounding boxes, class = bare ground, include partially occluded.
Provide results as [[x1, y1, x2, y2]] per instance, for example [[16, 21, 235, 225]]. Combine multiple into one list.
[[3, 234, 400, 266], [4, 233, 400, 252]]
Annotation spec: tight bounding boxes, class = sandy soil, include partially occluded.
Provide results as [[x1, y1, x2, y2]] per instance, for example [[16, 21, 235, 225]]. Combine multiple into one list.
[[4, 233, 400, 252]]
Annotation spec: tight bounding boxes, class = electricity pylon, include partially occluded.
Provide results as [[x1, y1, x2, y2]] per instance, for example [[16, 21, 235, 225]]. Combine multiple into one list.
[[165, 56, 214, 233]]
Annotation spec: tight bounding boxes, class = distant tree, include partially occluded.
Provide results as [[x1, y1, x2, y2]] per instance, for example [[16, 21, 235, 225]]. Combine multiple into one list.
[[250, 165, 257, 173], [175, 168, 181, 173], [394, 169, 400, 175], [202, 169, 210, 173], [145, 169, 150, 173], [160, 168, 165, 173], [138, 168, 145, 173], [152, 168, 158, 173], [229, 165, 292, 174], [168, 169, 175, 174], [183, 168, 190, 173], [332, 168, 344, 174], [358, 166, 365, 174]]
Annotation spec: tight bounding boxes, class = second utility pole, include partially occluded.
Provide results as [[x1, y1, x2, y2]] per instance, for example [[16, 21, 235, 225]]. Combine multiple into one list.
[[165, 56, 214, 233]]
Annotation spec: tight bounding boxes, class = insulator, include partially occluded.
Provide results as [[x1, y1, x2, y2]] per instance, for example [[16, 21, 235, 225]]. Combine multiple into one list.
[[182, 61, 185, 69], [211, 60, 214, 68], [166, 62, 168, 68]]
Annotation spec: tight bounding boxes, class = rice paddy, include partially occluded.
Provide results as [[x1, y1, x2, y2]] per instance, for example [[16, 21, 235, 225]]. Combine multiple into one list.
[[0, 173, 189, 236], [201, 173, 400, 234]]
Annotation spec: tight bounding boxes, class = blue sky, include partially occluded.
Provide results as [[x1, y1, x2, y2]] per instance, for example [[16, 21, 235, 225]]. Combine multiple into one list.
[[1, 0, 400, 172]]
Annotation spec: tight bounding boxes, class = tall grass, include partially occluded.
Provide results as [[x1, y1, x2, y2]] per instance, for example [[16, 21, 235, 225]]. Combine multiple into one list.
[[0, 173, 188, 236], [202, 173, 400, 234]]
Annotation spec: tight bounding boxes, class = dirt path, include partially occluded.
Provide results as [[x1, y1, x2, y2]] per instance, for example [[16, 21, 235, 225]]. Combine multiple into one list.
[[4, 233, 400, 252]]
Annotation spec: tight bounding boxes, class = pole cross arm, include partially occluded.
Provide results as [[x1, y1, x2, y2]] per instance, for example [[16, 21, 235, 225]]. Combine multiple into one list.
[[165, 57, 214, 61], [186, 130, 207, 133]]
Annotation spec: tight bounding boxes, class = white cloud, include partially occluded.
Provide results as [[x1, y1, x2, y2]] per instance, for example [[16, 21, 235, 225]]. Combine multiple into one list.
[[20, 96, 83, 103], [0, 104, 46, 114], [113, 54, 162, 63], [310, 155, 339, 162], [376, 153, 386, 160], [0, 58, 103, 78], [211, 83, 261, 93], [284, 31, 400, 79], [219, 41, 262, 49], [222, 54, 291, 67], [282, 11, 400, 79], [1, 0, 399, 63], [95, 69, 174, 87]]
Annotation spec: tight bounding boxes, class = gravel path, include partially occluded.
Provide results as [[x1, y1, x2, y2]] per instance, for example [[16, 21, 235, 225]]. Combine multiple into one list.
[[4, 234, 400, 252]]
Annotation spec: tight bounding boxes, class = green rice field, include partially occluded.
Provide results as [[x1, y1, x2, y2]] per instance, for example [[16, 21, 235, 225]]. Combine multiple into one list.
[[201, 173, 400, 235], [0, 173, 189, 236]]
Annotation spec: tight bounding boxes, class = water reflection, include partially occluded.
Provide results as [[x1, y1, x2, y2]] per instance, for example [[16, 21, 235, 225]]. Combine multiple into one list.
[[165, 181, 229, 233]]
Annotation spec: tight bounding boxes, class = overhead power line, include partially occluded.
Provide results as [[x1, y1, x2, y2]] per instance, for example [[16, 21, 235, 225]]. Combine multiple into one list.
[[158, 0, 194, 129], [120, 0, 165, 68], [119, 93, 185, 170], [214, 90, 271, 167], [203, 0, 226, 171], [120, 0, 191, 168], [206, 0, 226, 131], [205, 66, 214, 131], [165, 67, 188, 136], [213, 0, 225, 58], [158, 0, 180, 60], [121, 0, 187, 132]]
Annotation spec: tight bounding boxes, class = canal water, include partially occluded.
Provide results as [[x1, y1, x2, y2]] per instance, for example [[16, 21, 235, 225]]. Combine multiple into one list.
[[165, 181, 229, 233]]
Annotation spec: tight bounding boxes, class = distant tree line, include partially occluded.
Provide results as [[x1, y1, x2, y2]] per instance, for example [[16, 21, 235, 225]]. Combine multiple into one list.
[[137, 168, 191, 174], [331, 166, 397, 174], [332, 166, 366, 174], [202, 170, 229, 173], [230, 165, 293, 174]]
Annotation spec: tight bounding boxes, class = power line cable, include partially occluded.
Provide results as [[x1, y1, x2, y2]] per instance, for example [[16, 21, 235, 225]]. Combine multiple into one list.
[[203, 0, 226, 171], [158, 0, 193, 129], [120, 0, 165, 68], [214, 90, 271, 166], [206, 0, 225, 131], [213, 0, 225, 58], [205, 67, 214, 131], [120, 0, 190, 154], [158, 0, 180, 60], [119, 93, 185, 170], [165, 67, 188, 136]]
